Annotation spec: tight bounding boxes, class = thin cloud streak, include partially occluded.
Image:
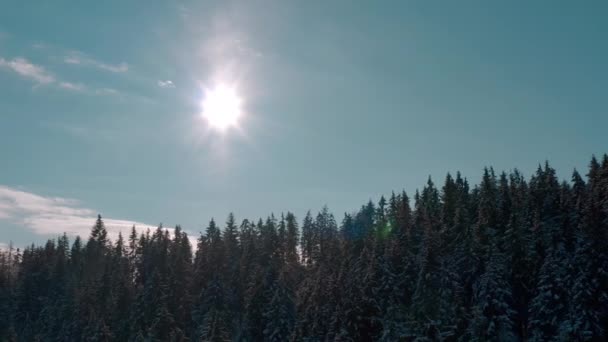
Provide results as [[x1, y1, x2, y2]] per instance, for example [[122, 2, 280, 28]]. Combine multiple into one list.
[[0, 55, 119, 95], [0, 57, 55, 84], [59, 81, 86, 91], [157, 80, 175, 88], [96, 88, 118, 95], [64, 51, 128, 73]]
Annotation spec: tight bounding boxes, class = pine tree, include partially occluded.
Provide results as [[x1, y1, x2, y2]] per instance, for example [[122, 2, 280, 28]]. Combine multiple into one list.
[[300, 211, 315, 266], [468, 242, 516, 341], [194, 277, 230, 341], [168, 225, 192, 337], [222, 213, 242, 335], [503, 169, 533, 339], [528, 246, 570, 341], [285, 212, 300, 265], [263, 270, 296, 341], [476, 168, 498, 260]]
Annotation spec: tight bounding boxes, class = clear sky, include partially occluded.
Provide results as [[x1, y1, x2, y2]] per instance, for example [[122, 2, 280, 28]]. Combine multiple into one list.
[[1, 1, 607, 247]]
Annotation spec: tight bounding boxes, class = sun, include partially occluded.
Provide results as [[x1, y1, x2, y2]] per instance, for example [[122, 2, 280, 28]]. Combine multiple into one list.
[[201, 84, 242, 132]]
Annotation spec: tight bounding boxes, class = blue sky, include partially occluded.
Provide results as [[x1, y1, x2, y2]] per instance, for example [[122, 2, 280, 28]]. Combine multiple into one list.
[[1, 1, 607, 247]]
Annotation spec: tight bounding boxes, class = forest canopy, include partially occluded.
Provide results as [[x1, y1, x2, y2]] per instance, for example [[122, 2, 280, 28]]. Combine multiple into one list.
[[1, 155, 607, 341]]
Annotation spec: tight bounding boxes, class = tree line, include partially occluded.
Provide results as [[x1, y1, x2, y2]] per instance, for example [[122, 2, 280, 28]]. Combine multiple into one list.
[[1, 155, 607, 341]]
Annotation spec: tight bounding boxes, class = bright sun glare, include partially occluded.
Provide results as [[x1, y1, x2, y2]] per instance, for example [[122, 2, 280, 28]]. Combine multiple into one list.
[[201, 84, 242, 132]]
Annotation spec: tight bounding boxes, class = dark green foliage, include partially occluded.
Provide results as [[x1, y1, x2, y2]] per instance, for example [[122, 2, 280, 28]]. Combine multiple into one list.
[[1, 156, 607, 341]]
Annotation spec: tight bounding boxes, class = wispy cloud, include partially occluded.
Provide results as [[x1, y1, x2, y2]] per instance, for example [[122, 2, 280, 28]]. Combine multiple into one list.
[[58, 82, 121, 96], [0, 185, 155, 240], [157, 80, 175, 88], [64, 51, 128, 73], [95, 87, 119, 95], [59, 81, 86, 92], [0, 57, 55, 84], [0, 55, 122, 96]]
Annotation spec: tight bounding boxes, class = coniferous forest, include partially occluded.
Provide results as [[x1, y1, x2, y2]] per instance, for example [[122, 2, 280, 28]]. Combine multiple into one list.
[[1, 156, 608, 341]]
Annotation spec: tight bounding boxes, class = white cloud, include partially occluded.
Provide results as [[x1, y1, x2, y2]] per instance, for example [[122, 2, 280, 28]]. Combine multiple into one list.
[[102, 63, 128, 73], [0, 57, 55, 84], [0, 56, 116, 95], [157, 80, 175, 88], [64, 56, 80, 64], [59, 81, 86, 92], [0, 185, 155, 241], [64, 51, 128, 73]]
